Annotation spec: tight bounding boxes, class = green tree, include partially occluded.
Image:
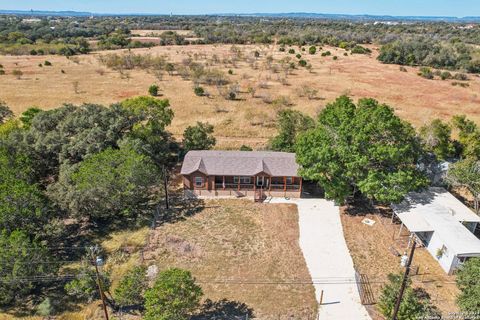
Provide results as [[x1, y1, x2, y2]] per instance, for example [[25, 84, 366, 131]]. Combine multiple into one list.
[[144, 268, 203, 320], [446, 158, 480, 213], [121, 96, 178, 166], [182, 122, 216, 152], [19, 107, 43, 129], [0, 101, 13, 124], [65, 259, 111, 303], [419, 119, 455, 160], [25, 104, 137, 176], [309, 46, 317, 55], [114, 265, 148, 307], [378, 274, 429, 320], [0, 147, 51, 235], [451, 115, 480, 159], [270, 109, 314, 153], [48, 145, 159, 221], [296, 96, 427, 204], [0, 230, 56, 306], [456, 258, 480, 313]]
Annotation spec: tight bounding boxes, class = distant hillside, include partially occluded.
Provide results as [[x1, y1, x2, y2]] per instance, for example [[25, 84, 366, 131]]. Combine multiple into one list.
[[0, 9, 479, 22]]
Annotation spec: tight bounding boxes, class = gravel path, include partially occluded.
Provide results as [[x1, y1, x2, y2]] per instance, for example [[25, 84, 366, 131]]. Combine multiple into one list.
[[270, 198, 372, 320]]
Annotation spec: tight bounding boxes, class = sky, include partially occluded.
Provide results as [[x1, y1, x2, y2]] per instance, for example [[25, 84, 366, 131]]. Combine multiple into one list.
[[0, 0, 479, 17]]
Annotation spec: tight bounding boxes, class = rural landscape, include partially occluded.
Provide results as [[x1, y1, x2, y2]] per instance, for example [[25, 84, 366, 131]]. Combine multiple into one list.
[[1, 2, 480, 320]]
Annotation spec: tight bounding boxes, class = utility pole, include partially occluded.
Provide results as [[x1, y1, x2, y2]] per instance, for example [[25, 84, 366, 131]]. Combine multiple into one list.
[[90, 246, 109, 320], [163, 165, 169, 210], [392, 241, 416, 320]]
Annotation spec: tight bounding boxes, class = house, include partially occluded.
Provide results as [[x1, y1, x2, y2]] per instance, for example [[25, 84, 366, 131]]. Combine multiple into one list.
[[180, 150, 303, 200], [392, 187, 480, 274]]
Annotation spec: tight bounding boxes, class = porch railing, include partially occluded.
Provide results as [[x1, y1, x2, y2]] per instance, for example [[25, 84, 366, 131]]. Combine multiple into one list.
[[214, 183, 301, 191]]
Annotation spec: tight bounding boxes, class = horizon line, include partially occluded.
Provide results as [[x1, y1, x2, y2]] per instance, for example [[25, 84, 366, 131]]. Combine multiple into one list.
[[1, 9, 479, 20]]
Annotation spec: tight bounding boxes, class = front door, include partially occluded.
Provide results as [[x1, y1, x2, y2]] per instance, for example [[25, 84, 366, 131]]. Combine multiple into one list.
[[256, 176, 264, 187], [256, 176, 269, 188]]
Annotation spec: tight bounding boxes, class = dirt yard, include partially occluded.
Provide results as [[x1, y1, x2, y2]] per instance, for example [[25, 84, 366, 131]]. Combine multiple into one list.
[[0, 44, 479, 149], [143, 199, 317, 319], [340, 205, 460, 319]]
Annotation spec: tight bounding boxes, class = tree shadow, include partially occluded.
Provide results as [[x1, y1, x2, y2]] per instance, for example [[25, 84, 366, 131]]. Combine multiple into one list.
[[156, 197, 206, 226], [193, 299, 255, 320]]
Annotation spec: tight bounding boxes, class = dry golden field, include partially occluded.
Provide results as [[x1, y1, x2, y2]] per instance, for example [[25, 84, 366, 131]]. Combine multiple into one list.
[[0, 44, 479, 149], [143, 199, 317, 319]]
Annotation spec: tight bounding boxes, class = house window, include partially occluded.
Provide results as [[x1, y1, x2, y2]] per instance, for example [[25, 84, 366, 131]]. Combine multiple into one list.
[[234, 176, 251, 184], [194, 176, 204, 188], [286, 177, 293, 184]]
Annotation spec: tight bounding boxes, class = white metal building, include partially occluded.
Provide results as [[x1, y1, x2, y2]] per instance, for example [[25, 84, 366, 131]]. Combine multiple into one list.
[[392, 187, 480, 274]]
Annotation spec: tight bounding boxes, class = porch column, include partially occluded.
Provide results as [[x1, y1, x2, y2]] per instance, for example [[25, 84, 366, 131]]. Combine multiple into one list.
[[213, 176, 216, 190], [284, 176, 287, 191], [223, 176, 225, 190], [398, 222, 404, 238], [254, 176, 256, 193], [299, 177, 303, 194], [238, 177, 240, 191]]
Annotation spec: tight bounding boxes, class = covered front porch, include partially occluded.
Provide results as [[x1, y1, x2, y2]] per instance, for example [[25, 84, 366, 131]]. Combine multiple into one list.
[[213, 175, 302, 192]]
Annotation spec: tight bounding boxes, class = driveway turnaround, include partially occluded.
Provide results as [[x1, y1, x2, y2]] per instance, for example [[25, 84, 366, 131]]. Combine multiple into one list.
[[271, 198, 371, 320]]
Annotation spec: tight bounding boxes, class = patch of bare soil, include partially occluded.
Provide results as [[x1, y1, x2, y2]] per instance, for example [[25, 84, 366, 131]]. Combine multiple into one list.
[[340, 204, 460, 319], [143, 199, 317, 319]]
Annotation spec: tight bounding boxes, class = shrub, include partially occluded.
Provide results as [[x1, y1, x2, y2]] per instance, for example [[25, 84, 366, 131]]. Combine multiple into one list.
[[351, 45, 372, 54], [399, 66, 408, 72], [302, 47, 306, 52], [12, 69, 22, 79], [38, 63, 43, 67], [30, 49, 37, 55], [452, 82, 470, 88], [279, 46, 285, 52], [148, 84, 159, 96], [288, 48, 295, 54], [418, 67, 434, 79], [0, 70, 4, 75], [44, 60, 52, 66], [240, 145, 253, 151], [454, 73, 468, 81], [194, 86, 205, 96], [228, 69, 233, 75], [296, 54, 302, 59], [344, 52, 348, 56], [61, 69, 65, 74], [254, 51, 260, 58], [309, 46, 317, 55], [440, 71, 452, 80], [321, 51, 331, 57], [333, 56, 338, 60], [36, 298, 54, 316], [298, 59, 307, 67]]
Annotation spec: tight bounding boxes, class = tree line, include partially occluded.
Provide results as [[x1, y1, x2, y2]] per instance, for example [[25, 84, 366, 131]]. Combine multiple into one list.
[[0, 97, 215, 315]]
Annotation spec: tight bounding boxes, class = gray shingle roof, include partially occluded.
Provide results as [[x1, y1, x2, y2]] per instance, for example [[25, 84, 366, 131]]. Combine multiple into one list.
[[181, 150, 300, 177]]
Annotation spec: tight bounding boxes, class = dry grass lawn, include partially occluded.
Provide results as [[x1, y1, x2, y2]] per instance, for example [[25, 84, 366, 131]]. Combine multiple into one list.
[[143, 199, 317, 319], [340, 206, 460, 319], [0, 44, 479, 149]]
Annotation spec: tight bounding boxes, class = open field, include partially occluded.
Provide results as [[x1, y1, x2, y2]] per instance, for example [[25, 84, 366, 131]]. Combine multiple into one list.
[[0, 44, 479, 148], [340, 205, 459, 319], [143, 199, 317, 319]]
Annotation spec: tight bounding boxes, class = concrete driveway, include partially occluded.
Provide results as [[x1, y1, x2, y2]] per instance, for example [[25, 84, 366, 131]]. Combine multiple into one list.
[[271, 198, 371, 320]]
